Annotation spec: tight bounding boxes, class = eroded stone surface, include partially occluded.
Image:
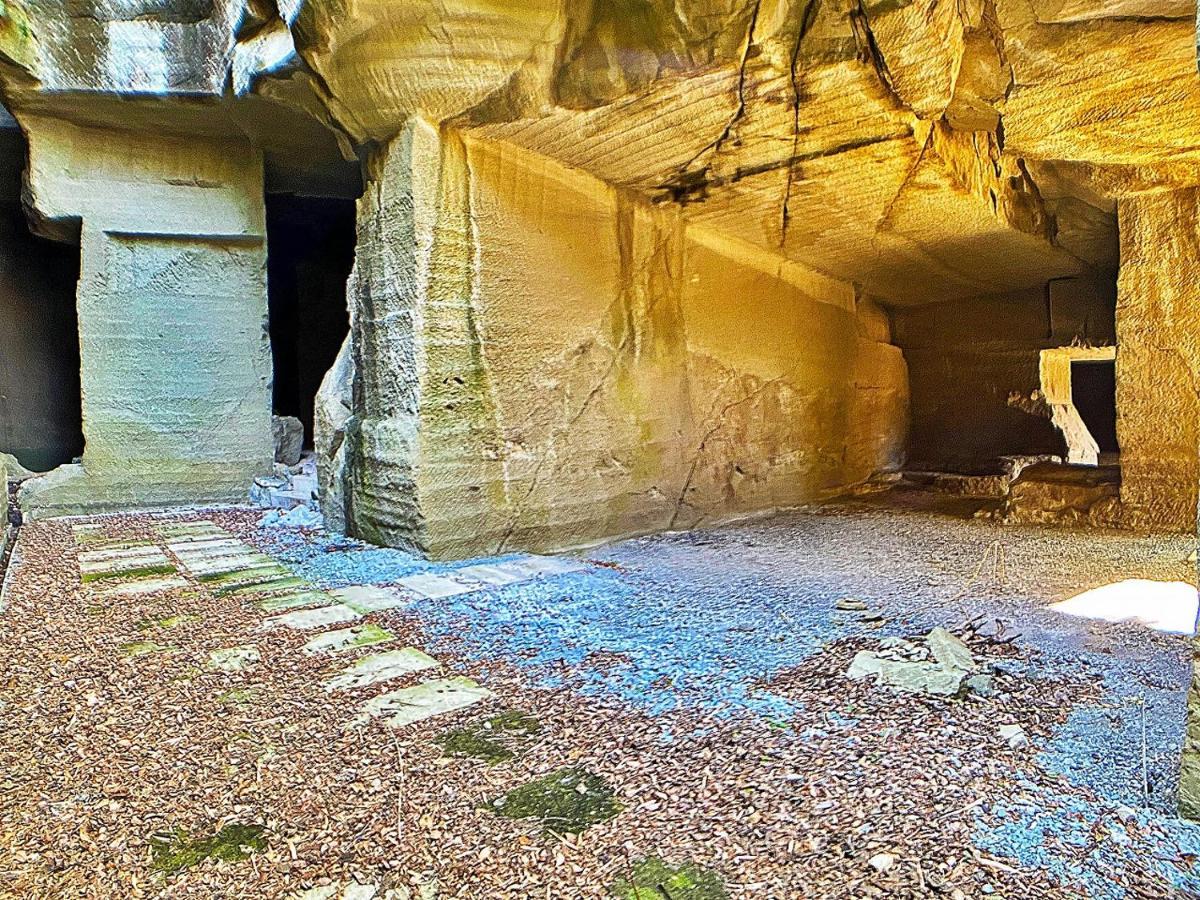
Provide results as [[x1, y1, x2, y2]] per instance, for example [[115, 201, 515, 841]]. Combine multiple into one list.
[[351, 677, 492, 728], [208, 645, 261, 673], [261, 604, 359, 632], [303, 624, 393, 656], [324, 648, 439, 693]]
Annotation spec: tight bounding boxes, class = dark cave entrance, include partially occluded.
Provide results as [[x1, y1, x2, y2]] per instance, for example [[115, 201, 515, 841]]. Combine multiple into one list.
[[1072, 358, 1119, 463], [0, 116, 83, 473], [266, 193, 356, 448]]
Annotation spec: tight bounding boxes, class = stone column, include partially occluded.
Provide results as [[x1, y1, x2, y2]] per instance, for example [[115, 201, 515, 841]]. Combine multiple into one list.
[[332, 118, 508, 558], [17, 115, 273, 517], [1115, 189, 1200, 533]]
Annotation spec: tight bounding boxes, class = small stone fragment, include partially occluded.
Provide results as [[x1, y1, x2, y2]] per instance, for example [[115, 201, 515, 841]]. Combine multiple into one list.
[[998, 723, 1028, 749], [868, 852, 897, 873], [925, 627, 977, 672], [836, 597, 868, 611], [208, 645, 261, 672], [965, 673, 995, 696]]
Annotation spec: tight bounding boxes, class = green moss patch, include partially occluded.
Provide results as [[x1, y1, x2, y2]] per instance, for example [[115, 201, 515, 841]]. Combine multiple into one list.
[[148, 823, 266, 873], [612, 857, 728, 900], [83, 563, 176, 584], [487, 766, 620, 834], [136, 613, 198, 631], [120, 641, 176, 658], [437, 709, 541, 764]]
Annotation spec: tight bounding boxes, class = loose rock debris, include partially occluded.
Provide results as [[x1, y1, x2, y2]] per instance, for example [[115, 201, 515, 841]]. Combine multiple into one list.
[[846, 627, 998, 697], [1, 502, 1199, 898]]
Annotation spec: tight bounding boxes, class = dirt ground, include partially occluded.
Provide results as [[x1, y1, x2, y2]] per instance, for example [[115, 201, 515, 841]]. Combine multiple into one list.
[[0, 492, 1197, 899]]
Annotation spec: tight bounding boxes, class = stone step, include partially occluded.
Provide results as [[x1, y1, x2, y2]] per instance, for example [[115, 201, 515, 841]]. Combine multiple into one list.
[[324, 648, 439, 692], [261, 604, 360, 631], [350, 677, 492, 729], [330, 585, 409, 614], [303, 624, 393, 655]]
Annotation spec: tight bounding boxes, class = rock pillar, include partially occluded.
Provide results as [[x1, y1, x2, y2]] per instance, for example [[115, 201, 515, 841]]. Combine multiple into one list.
[[1115, 190, 1200, 533], [334, 119, 508, 558], [17, 116, 273, 517]]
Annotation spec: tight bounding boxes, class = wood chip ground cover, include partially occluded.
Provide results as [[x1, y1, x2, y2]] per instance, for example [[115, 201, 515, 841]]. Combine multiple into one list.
[[0, 505, 1197, 898]]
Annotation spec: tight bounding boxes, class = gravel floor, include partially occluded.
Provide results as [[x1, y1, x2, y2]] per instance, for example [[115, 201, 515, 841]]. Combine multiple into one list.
[[1, 492, 1197, 899]]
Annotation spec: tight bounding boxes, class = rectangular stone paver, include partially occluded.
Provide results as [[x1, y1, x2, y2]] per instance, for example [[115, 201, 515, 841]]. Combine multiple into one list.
[[255, 590, 336, 613], [77, 544, 162, 565], [452, 562, 530, 587], [91, 576, 191, 598], [78, 548, 175, 583], [208, 645, 261, 672], [204, 566, 296, 595], [223, 575, 310, 598], [157, 522, 228, 540], [324, 648, 439, 692], [351, 676, 492, 728], [303, 623, 393, 655], [507, 555, 589, 577], [167, 539, 245, 557], [261, 604, 360, 631], [452, 555, 589, 589], [332, 585, 409, 614], [396, 572, 474, 599]]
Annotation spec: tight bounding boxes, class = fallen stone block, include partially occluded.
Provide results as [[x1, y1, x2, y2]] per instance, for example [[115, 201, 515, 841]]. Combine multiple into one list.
[[925, 626, 978, 672], [272, 415, 304, 467]]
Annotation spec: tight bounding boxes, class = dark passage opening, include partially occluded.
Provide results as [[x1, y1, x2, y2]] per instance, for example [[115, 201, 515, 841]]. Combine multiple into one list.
[[0, 117, 83, 472], [266, 194, 356, 447], [1071, 359, 1118, 458]]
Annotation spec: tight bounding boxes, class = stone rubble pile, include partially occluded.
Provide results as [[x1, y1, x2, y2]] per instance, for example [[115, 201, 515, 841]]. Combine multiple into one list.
[[846, 626, 997, 698]]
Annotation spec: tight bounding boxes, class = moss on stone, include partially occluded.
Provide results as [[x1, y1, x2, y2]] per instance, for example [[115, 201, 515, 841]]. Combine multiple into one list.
[[487, 766, 620, 834], [148, 823, 266, 873], [82, 563, 176, 584], [120, 640, 175, 657], [612, 857, 728, 899], [136, 613, 198, 631], [437, 709, 542, 764], [217, 688, 254, 705]]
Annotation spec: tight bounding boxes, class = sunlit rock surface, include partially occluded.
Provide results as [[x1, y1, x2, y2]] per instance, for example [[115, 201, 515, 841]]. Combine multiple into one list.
[[0, 0, 1199, 823], [0, 3, 1194, 539]]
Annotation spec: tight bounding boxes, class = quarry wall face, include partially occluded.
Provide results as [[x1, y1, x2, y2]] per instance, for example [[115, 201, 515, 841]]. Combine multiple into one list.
[[0, 0, 1196, 541], [325, 123, 908, 558]]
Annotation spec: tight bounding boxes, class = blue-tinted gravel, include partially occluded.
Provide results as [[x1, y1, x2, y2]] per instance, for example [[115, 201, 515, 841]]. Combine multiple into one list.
[[249, 495, 1200, 894]]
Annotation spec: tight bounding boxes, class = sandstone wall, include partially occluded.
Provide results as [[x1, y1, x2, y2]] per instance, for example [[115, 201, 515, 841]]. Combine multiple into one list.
[[893, 276, 1116, 472], [329, 123, 908, 558], [17, 116, 273, 518], [1115, 190, 1200, 533]]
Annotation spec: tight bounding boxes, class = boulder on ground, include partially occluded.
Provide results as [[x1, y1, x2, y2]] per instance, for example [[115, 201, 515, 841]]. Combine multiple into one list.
[[272, 416, 304, 467]]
